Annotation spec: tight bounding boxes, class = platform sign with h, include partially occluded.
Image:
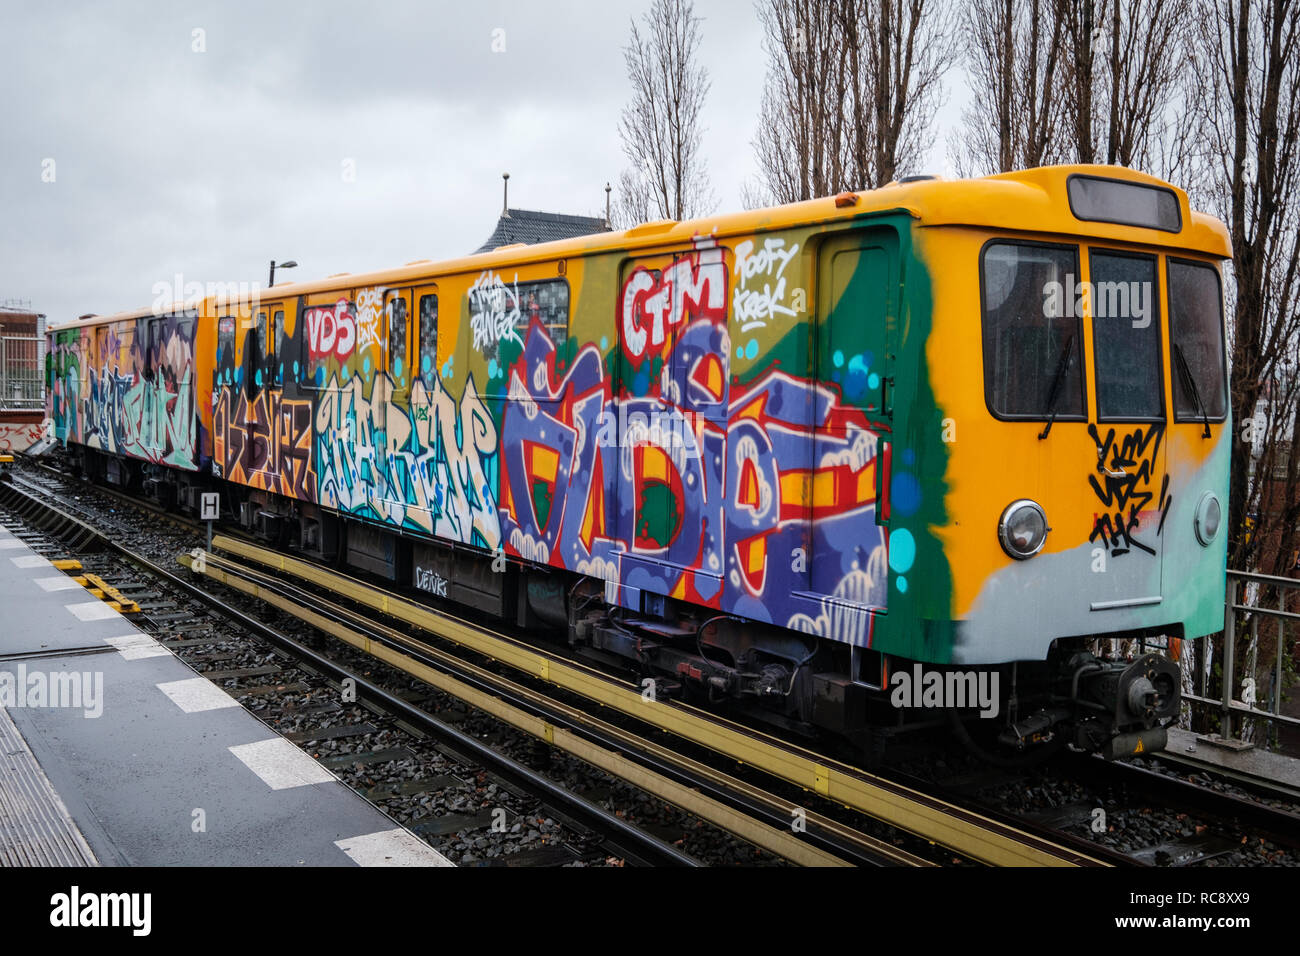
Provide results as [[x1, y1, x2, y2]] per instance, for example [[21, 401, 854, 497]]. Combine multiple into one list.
[[200, 492, 219, 551]]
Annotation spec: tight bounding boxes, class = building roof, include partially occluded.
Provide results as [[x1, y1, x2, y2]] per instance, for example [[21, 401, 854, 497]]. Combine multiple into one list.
[[473, 208, 611, 254]]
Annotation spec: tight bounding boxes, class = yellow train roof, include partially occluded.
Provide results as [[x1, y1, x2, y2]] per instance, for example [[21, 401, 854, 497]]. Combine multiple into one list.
[[54, 164, 1230, 324]]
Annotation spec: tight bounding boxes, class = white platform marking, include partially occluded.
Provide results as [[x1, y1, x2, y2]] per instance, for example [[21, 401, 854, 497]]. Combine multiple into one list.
[[105, 634, 170, 661], [335, 829, 454, 867], [9, 555, 49, 568], [65, 601, 121, 622], [228, 738, 335, 790], [35, 575, 82, 592], [0, 539, 25, 550], [156, 677, 238, 713]]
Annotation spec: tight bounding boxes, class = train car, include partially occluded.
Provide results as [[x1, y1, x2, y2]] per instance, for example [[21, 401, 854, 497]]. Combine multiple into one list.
[[57, 164, 1232, 760], [46, 305, 214, 506]]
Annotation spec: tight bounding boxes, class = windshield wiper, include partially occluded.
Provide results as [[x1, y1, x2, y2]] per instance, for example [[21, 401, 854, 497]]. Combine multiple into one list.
[[1038, 333, 1075, 440], [1174, 343, 1212, 438]]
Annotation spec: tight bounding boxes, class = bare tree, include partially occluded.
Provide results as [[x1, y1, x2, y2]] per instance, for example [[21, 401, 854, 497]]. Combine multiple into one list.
[[753, 0, 853, 203], [948, 0, 1069, 175], [614, 0, 714, 227], [754, 0, 956, 202], [1188, 0, 1300, 578], [953, 0, 1197, 179], [852, 0, 958, 186], [1067, 0, 1199, 172]]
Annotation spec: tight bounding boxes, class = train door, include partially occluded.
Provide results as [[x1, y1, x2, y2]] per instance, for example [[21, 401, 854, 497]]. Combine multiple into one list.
[[615, 245, 729, 604], [408, 284, 439, 531], [140, 316, 162, 461], [242, 301, 283, 484], [382, 286, 414, 518], [808, 230, 897, 623]]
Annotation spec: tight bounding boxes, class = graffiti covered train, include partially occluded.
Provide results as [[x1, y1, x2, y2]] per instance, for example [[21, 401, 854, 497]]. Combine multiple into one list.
[[47, 165, 1231, 758]]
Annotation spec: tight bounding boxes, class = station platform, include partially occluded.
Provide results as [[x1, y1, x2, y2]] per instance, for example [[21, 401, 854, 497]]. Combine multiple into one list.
[[0, 522, 452, 867], [1168, 727, 1300, 788]]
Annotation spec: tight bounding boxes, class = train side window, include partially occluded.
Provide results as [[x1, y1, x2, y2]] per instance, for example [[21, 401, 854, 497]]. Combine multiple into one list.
[[386, 291, 410, 383], [981, 241, 1085, 420], [512, 278, 569, 351], [1090, 251, 1162, 420], [300, 297, 354, 388], [418, 293, 438, 384], [217, 315, 236, 385], [142, 318, 158, 380], [1168, 259, 1228, 422], [256, 310, 267, 358], [273, 309, 285, 384]]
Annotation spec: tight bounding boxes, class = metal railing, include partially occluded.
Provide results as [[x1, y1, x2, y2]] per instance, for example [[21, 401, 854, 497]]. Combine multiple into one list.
[[0, 335, 44, 410], [1180, 569, 1300, 749]]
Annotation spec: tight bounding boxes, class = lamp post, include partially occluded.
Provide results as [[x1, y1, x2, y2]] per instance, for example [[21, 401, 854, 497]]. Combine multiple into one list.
[[269, 259, 298, 287]]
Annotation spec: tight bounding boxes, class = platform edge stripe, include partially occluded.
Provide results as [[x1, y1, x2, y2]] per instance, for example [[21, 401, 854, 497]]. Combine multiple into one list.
[[10, 555, 51, 568], [0, 538, 26, 549], [0, 706, 99, 867], [65, 600, 121, 622], [334, 829, 455, 867], [156, 677, 240, 713], [228, 737, 336, 790], [104, 634, 170, 660]]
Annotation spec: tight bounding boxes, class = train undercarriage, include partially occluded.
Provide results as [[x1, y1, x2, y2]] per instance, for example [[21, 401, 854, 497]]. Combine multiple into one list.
[[66, 445, 1184, 763]]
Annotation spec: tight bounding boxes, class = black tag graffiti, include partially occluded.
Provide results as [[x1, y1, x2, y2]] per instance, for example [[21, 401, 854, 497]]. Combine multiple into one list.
[[1087, 423, 1170, 556]]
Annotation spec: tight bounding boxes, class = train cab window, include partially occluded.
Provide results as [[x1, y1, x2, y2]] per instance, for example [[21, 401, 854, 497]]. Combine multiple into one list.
[[1168, 259, 1228, 422], [386, 291, 410, 382], [981, 241, 1085, 420], [1090, 251, 1162, 420], [418, 293, 438, 384]]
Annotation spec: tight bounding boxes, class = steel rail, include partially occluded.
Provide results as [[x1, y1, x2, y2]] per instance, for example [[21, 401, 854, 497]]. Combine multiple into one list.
[[191, 549, 920, 867], [211, 533, 1110, 867], [0, 479, 695, 867]]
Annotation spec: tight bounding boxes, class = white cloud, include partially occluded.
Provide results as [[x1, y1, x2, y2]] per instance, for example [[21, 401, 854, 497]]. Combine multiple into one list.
[[0, 0, 962, 323]]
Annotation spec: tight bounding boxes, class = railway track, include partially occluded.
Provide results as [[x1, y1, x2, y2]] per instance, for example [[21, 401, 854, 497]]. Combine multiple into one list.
[[3, 457, 1126, 867], [0, 473, 705, 866], [889, 735, 1300, 867], [190, 531, 1111, 866], [4, 465, 920, 865]]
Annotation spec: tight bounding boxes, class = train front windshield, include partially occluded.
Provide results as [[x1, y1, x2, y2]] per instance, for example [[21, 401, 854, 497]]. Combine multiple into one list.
[[981, 244, 1227, 426]]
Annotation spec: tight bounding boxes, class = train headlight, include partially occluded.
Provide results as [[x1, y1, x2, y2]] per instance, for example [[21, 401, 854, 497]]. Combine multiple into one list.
[[998, 499, 1049, 559], [1194, 492, 1221, 546]]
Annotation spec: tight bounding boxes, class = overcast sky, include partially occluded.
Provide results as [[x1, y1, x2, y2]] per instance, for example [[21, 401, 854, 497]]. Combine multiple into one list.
[[0, 0, 968, 324]]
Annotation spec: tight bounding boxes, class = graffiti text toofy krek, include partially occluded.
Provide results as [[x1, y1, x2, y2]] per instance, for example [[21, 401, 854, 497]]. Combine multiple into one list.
[[620, 247, 728, 361], [732, 238, 800, 332]]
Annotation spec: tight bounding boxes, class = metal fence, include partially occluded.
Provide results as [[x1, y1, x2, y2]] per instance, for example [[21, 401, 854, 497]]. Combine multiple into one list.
[[1179, 569, 1300, 750], [0, 335, 44, 409]]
